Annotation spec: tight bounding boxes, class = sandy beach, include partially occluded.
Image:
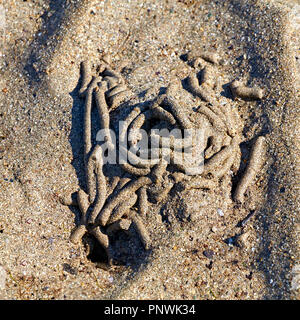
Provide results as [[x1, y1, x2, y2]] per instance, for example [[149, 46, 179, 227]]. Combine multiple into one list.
[[0, 0, 299, 300]]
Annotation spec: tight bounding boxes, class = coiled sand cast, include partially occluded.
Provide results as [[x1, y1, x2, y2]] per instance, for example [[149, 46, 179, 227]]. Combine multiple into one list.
[[61, 52, 266, 265]]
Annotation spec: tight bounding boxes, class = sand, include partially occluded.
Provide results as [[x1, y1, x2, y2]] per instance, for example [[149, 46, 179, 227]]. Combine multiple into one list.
[[0, 0, 299, 300]]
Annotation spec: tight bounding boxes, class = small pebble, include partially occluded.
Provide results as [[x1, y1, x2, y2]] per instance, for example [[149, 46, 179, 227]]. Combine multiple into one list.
[[236, 231, 250, 248], [25, 218, 33, 224], [62, 263, 77, 275], [211, 226, 217, 233], [203, 249, 214, 259], [217, 208, 224, 217], [226, 237, 235, 246], [20, 260, 27, 266]]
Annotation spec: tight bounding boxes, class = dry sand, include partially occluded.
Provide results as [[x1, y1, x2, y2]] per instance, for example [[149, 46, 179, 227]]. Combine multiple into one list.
[[0, 0, 299, 300]]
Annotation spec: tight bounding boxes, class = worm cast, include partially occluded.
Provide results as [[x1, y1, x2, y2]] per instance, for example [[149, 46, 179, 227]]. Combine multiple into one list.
[[204, 135, 240, 175], [83, 76, 102, 163], [186, 51, 220, 65], [184, 177, 217, 190], [107, 193, 138, 225], [198, 105, 227, 132], [130, 211, 151, 250], [120, 163, 151, 176], [138, 186, 148, 216], [70, 189, 90, 244], [106, 85, 128, 98], [187, 74, 217, 104], [106, 219, 132, 235], [162, 96, 193, 130], [96, 177, 152, 226], [107, 176, 121, 198], [151, 159, 168, 184], [199, 51, 220, 65], [88, 145, 107, 225], [200, 66, 216, 87], [63, 54, 268, 266], [79, 60, 92, 98], [234, 136, 266, 203], [94, 86, 114, 149], [230, 80, 263, 100]]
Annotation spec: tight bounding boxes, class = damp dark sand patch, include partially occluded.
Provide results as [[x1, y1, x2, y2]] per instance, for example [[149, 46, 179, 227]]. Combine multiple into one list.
[[0, 0, 299, 300]]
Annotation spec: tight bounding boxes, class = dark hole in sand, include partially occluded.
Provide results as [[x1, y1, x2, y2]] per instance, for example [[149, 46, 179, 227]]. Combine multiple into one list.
[[86, 228, 148, 267], [86, 234, 108, 264]]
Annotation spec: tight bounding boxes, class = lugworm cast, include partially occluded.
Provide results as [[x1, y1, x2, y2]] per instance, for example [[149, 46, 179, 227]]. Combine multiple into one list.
[[70, 189, 90, 244], [120, 107, 143, 143], [151, 159, 168, 184], [200, 66, 216, 87], [214, 151, 236, 178], [84, 76, 102, 163], [199, 51, 220, 65], [106, 85, 128, 98], [106, 219, 132, 235], [102, 76, 119, 90], [204, 135, 240, 175], [234, 136, 266, 203], [185, 177, 217, 190], [230, 80, 263, 100], [79, 60, 92, 98], [198, 105, 227, 132], [130, 211, 151, 250], [120, 163, 151, 176], [186, 74, 217, 104], [151, 104, 177, 126], [205, 132, 225, 159], [96, 176, 152, 226], [94, 85, 114, 149], [88, 145, 107, 225], [138, 186, 148, 216], [86, 144, 103, 204], [162, 96, 193, 130], [107, 193, 138, 225], [106, 176, 121, 198], [109, 90, 131, 110]]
